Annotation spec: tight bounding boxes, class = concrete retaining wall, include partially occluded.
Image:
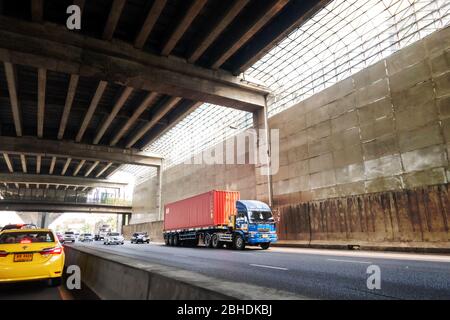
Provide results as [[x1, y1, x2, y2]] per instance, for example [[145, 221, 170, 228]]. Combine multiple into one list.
[[269, 25, 450, 206], [64, 245, 306, 300], [122, 220, 164, 242], [276, 183, 450, 251]]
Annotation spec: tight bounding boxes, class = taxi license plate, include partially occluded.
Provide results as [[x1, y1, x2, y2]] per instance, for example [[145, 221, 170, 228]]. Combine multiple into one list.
[[262, 234, 269, 238], [14, 253, 33, 262]]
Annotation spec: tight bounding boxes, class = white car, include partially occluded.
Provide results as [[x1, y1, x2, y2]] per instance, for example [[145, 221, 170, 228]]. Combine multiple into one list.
[[104, 232, 124, 245], [63, 231, 76, 243], [79, 233, 94, 242]]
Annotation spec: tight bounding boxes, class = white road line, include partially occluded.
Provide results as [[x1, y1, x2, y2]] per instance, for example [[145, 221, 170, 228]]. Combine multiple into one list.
[[173, 254, 190, 258], [250, 263, 288, 270], [327, 258, 372, 264]]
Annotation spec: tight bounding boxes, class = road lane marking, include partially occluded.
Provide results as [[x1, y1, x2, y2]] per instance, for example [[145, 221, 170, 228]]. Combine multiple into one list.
[[327, 258, 372, 264], [173, 254, 190, 258], [250, 263, 288, 270]]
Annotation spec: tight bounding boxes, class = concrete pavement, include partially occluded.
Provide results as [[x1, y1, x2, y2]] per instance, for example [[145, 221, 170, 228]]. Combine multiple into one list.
[[71, 241, 450, 300]]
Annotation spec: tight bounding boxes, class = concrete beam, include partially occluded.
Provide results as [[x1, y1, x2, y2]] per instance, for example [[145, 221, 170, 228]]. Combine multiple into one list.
[[0, 16, 267, 112], [0, 136, 163, 167], [84, 161, 99, 177], [161, 0, 207, 56], [110, 92, 159, 146], [73, 159, 85, 176], [211, 0, 289, 69], [134, 0, 167, 49], [31, 0, 43, 23], [76, 81, 108, 142], [96, 162, 112, 178], [61, 158, 72, 175], [126, 97, 182, 148], [103, 0, 126, 41], [94, 86, 133, 144], [36, 155, 41, 174], [4, 62, 22, 136], [37, 68, 46, 138], [58, 74, 79, 140], [0, 172, 127, 189], [20, 154, 27, 173], [188, 0, 250, 63], [2, 153, 13, 173], [49, 156, 56, 174]]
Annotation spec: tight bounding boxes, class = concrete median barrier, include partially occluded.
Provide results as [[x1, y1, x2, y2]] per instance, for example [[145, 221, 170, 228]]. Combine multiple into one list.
[[64, 245, 308, 300]]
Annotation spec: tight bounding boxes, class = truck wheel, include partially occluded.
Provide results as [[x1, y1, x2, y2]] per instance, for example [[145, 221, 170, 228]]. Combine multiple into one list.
[[260, 243, 270, 250], [233, 234, 245, 250], [169, 234, 174, 246], [173, 234, 179, 246], [204, 233, 213, 248], [211, 234, 222, 249]]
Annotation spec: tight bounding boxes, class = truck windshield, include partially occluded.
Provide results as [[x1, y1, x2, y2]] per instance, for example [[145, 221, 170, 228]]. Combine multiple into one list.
[[248, 211, 274, 223]]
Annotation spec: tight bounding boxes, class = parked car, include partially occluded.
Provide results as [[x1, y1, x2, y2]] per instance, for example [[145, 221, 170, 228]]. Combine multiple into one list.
[[130, 232, 150, 244], [1, 224, 37, 231], [63, 231, 76, 243], [79, 233, 94, 242], [104, 232, 124, 245], [0, 228, 65, 286]]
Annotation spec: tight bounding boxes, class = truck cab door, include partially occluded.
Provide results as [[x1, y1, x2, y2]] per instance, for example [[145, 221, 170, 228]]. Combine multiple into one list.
[[235, 212, 248, 231]]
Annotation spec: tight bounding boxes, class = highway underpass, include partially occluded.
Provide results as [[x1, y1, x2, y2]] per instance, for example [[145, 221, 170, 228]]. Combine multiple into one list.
[[1, 0, 450, 303]]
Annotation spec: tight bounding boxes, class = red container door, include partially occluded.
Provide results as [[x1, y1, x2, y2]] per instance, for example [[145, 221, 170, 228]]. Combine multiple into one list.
[[213, 190, 240, 226]]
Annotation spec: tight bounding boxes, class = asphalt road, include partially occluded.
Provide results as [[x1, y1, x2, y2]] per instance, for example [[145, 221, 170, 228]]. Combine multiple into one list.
[[70, 241, 450, 300], [0, 280, 72, 300]]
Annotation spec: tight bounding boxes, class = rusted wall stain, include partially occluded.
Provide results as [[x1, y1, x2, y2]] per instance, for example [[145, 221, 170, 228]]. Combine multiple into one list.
[[276, 184, 450, 244]]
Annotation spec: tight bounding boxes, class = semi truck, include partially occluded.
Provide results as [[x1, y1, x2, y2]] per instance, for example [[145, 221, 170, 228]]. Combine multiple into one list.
[[163, 190, 277, 250], [94, 224, 111, 241]]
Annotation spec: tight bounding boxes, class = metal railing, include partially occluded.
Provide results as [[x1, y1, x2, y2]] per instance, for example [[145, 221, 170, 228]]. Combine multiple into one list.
[[0, 187, 131, 207]]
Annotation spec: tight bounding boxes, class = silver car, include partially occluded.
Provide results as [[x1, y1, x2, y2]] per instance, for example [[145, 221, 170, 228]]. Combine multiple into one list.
[[104, 232, 124, 245], [63, 231, 76, 243], [79, 233, 94, 242]]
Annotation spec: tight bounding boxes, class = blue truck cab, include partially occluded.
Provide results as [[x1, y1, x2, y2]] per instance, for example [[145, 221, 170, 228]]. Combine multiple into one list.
[[234, 200, 277, 250]]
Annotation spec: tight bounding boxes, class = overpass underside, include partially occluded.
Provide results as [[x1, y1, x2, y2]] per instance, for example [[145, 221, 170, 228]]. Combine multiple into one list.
[[0, 0, 326, 218]]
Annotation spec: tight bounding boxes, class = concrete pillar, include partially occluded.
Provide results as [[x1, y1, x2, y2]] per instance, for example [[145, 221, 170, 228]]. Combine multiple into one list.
[[156, 164, 163, 221], [38, 212, 52, 228], [253, 97, 273, 206]]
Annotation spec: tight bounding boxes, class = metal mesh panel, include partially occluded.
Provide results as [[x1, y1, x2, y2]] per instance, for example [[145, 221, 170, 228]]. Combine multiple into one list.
[[145, 103, 253, 168], [246, 0, 450, 116]]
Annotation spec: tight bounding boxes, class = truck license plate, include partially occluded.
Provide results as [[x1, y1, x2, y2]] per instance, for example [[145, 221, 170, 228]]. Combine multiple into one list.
[[262, 234, 269, 238]]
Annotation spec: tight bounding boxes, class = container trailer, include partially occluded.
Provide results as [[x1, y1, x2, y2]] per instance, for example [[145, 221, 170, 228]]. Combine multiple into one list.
[[163, 190, 277, 250]]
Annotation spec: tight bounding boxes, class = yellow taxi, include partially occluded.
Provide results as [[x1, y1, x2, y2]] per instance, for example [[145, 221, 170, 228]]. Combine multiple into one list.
[[0, 228, 65, 286]]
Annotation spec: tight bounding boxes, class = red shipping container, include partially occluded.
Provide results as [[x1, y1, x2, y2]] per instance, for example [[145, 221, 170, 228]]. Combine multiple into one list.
[[164, 190, 240, 231]]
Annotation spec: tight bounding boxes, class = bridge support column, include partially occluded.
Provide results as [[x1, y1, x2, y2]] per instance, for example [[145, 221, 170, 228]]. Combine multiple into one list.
[[39, 212, 47, 228], [122, 213, 131, 226], [157, 165, 163, 220], [253, 97, 273, 207]]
